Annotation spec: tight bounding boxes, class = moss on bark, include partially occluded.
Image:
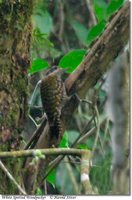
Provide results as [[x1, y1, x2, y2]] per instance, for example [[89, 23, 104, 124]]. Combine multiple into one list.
[[0, 1, 34, 194]]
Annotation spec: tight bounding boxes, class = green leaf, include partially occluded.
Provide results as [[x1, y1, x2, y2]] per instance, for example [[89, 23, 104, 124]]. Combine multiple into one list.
[[77, 143, 88, 150], [59, 131, 69, 148], [29, 58, 49, 74], [33, 28, 53, 45], [36, 187, 43, 195], [106, 0, 125, 20], [46, 169, 56, 188], [32, 29, 61, 60], [32, 11, 53, 35], [87, 21, 106, 45], [70, 20, 88, 44], [59, 49, 86, 73], [94, 0, 107, 22]]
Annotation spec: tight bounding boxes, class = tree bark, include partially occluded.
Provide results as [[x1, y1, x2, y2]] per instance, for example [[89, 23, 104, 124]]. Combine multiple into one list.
[[106, 51, 130, 194], [0, 0, 34, 194]]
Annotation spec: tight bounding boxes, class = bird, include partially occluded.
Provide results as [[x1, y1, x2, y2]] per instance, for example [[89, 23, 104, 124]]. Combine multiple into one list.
[[40, 66, 67, 140]]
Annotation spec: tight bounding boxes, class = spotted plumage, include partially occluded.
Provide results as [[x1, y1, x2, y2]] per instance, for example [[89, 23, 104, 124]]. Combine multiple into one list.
[[40, 68, 66, 139]]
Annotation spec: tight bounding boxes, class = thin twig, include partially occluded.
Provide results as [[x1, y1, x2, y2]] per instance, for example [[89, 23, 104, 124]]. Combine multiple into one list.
[[73, 115, 95, 145], [58, 0, 65, 41], [65, 1, 129, 93], [42, 94, 106, 180], [0, 160, 27, 195], [43, 117, 106, 181], [102, 118, 110, 149], [77, 126, 95, 145], [91, 105, 101, 157], [68, 155, 80, 169], [86, 0, 97, 27], [25, 2, 129, 192], [29, 115, 38, 128], [44, 180, 47, 195], [73, 98, 106, 147], [23, 117, 47, 150], [0, 148, 90, 159], [65, 157, 80, 194]]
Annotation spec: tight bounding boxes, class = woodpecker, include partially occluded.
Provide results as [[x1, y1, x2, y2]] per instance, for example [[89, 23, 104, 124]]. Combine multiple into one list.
[[40, 66, 67, 140]]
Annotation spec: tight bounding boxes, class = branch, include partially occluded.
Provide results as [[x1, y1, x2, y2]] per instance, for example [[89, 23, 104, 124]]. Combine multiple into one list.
[[36, 0, 130, 149], [1, 148, 91, 194], [81, 151, 94, 194], [86, 0, 97, 26], [0, 160, 26, 195], [58, 0, 65, 40], [91, 105, 100, 157], [23, 117, 47, 150], [106, 51, 130, 194], [64, 157, 80, 194], [0, 148, 90, 159], [23, 1, 130, 193], [65, 1, 129, 95], [40, 117, 106, 182]]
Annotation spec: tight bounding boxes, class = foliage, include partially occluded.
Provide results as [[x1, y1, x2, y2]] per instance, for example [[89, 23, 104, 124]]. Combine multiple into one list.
[[46, 169, 56, 189], [70, 20, 88, 45], [87, 20, 106, 45], [59, 131, 69, 148], [59, 49, 86, 73], [28, 0, 124, 193], [0, 0, 126, 195], [29, 58, 49, 74], [32, 10, 53, 35], [90, 155, 112, 194], [93, 0, 107, 22], [29, 0, 125, 74], [35, 187, 44, 195], [106, 0, 125, 19]]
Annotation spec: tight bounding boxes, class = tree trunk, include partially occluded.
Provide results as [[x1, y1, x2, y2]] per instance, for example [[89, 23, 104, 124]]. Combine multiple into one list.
[[0, 1, 33, 194]]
